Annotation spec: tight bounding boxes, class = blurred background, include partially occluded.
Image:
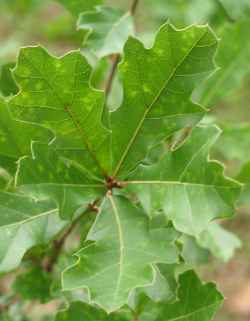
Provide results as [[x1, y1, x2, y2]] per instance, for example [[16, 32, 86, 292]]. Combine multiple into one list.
[[0, 1, 250, 320]]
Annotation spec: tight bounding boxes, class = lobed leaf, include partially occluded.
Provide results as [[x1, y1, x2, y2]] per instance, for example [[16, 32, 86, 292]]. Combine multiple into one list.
[[57, 271, 223, 320], [126, 126, 241, 236], [109, 23, 218, 177], [10, 46, 110, 177], [140, 270, 223, 321], [62, 195, 179, 312]]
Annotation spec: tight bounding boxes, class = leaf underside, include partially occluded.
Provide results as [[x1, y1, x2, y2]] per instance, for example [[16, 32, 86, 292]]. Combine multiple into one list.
[[63, 195, 179, 312]]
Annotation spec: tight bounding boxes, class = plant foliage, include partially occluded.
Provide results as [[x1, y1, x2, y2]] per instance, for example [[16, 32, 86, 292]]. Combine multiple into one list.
[[0, 0, 248, 320]]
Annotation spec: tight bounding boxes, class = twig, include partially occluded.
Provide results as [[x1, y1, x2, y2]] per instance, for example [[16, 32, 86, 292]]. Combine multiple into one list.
[[43, 202, 99, 273], [105, 54, 120, 97], [104, 0, 140, 98], [130, 0, 140, 15]]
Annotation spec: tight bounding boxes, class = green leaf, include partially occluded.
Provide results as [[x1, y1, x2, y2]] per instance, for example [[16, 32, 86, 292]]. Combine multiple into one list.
[[198, 223, 241, 262], [0, 193, 65, 272], [130, 264, 177, 309], [214, 123, 250, 165], [180, 235, 209, 265], [62, 195, 179, 312], [127, 270, 223, 320], [13, 266, 52, 303], [141, 265, 177, 303], [78, 6, 134, 57], [0, 63, 18, 97], [16, 143, 105, 219], [196, 20, 250, 108], [10, 46, 110, 177], [55, 301, 130, 321], [10, 24, 218, 180], [0, 97, 52, 179], [126, 126, 241, 236], [109, 23, 218, 177], [11, 24, 217, 180], [56, 0, 102, 17], [139, 270, 223, 321]]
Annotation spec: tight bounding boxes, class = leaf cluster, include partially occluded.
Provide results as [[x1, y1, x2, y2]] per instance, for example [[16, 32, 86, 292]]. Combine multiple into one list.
[[0, 0, 249, 320]]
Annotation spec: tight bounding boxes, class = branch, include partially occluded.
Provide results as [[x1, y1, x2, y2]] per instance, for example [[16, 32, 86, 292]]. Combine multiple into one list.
[[105, 0, 140, 99], [43, 202, 99, 273]]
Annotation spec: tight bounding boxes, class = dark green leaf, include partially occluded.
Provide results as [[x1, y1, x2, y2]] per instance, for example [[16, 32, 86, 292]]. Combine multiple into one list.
[[10, 46, 110, 177], [139, 270, 223, 321], [109, 24, 217, 177]]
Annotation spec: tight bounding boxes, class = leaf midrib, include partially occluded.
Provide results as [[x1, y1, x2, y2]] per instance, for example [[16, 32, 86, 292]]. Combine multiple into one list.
[[126, 180, 238, 189], [108, 194, 125, 307]]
